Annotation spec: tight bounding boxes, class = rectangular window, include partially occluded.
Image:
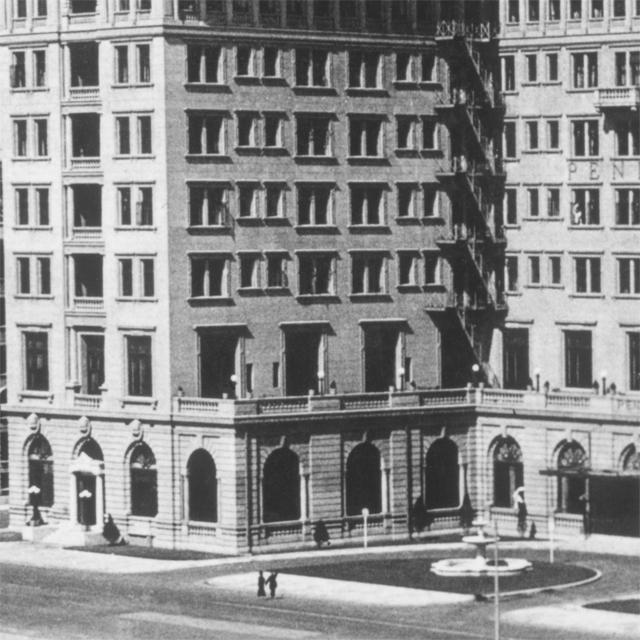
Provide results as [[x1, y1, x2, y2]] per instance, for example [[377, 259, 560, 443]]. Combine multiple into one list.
[[116, 117, 130, 154], [187, 45, 222, 84], [263, 47, 280, 77], [16, 256, 50, 295], [34, 50, 46, 87], [421, 52, 435, 82], [350, 184, 385, 225], [547, 120, 560, 149], [298, 254, 335, 295], [137, 44, 150, 83], [505, 188, 517, 224], [14, 187, 49, 226], [266, 253, 288, 288], [629, 332, 640, 390], [528, 0, 539, 20], [264, 113, 284, 147], [141, 259, 154, 297], [423, 185, 438, 217], [572, 52, 598, 88], [352, 254, 385, 294], [348, 52, 382, 88], [504, 121, 517, 158], [528, 255, 541, 284], [16, 188, 29, 225], [24, 332, 49, 391], [16, 0, 27, 18], [14, 119, 27, 157], [591, 0, 603, 17], [236, 46, 257, 77], [546, 53, 558, 81], [615, 188, 640, 225], [397, 183, 418, 218], [297, 184, 333, 225], [423, 253, 441, 286], [572, 120, 599, 157], [237, 112, 258, 147], [296, 116, 331, 156], [11, 51, 26, 88], [506, 255, 519, 291], [37, 257, 51, 294], [547, 188, 560, 216], [549, 255, 562, 284], [395, 53, 414, 82], [615, 51, 640, 86], [548, 0, 560, 20], [574, 256, 601, 293], [17, 257, 30, 294], [188, 113, 225, 155], [527, 188, 539, 216], [137, 115, 152, 154], [295, 49, 330, 87], [237, 183, 260, 218], [115, 46, 129, 83], [613, 0, 625, 17], [188, 183, 229, 227], [265, 183, 285, 218], [127, 335, 152, 397], [421, 117, 437, 150], [119, 258, 133, 296], [565, 330, 592, 388], [396, 116, 415, 151], [34, 119, 48, 156], [617, 258, 640, 294], [397, 253, 417, 286], [190, 255, 229, 297], [349, 118, 383, 157], [502, 56, 516, 91], [508, 0, 519, 21], [239, 254, 260, 289], [571, 188, 600, 225], [570, 0, 582, 18], [614, 118, 640, 156], [526, 121, 539, 150], [526, 54, 537, 82]]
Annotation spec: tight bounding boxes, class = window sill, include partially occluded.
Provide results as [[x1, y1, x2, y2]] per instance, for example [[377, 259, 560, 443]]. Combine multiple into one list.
[[505, 291, 523, 296], [503, 158, 519, 163], [566, 87, 599, 93], [185, 154, 231, 163], [569, 293, 605, 299], [14, 225, 53, 231], [295, 224, 339, 234], [120, 396, 158, 410], [262, 76, 287, 86], [114, 225, 157, 231], [262, 147, 289, 156], [612, 294, 640, 299], [13, 157, 51, 162], [569, 224, 603, 230], [235, 146, 262, 154], [395, 149, 420, 158], [112, 82, 154, 89], [420, 149, 442, 158], [234, 75, 260, 85], [392, 80, 419, 89], [235, 217, 262, 226], [521, 81, 541, 87], [348, 225, 391, 234], [612, 155, 640, 160], [184, 82, 230, 93], [292, 86, 337, 96], [115, 297, 158, 303], [15, 294, 54, 300], [296, 294, 339, 303], [539, 80, 562, 86], [418, 81, 442, 89], [265, 286, 291, 295], [345, 87, 389, 97], [422, 216, 445, 225], [346, 156, 390, 165], [524, 283, 543, 289], [294, 155, 337, 165], [504, 224, 521, 229], [397, 284, 422, 293], [114, 154, 155, 160], [10, 86, 49, 93], [188, 296, 234, 306], [423, 284, 446, 292], [395, 216, 422, 225], [237, 287, 264, 296], [611, 225, 640, 230], [349, 293, 392, 301], [546, 284, 565, 289], [263, 217, 290, 226], [18, 390, 53, 403]]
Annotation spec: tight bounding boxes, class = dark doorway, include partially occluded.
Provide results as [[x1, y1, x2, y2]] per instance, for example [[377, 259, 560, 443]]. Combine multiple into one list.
[[262, 447, 300, 523], [81, 335, 104, 395], [425, 438, 459, 510], [187, 449, 217, 522], [27, 435, 54, 508], [503, 328, 530, 389], [130, 442, 158, 518], [76, 473, 96, 526], [493, 436, 523, 507], [590, 476, 640, 537], [346, 442, 381, 515], [200, 333, 238, 398], [284, 329, 323, 396], [363, 326, 398, 392]]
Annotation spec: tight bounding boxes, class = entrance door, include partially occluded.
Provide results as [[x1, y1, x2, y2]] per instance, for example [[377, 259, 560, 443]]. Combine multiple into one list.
[[363, 326, 399, 392], [284, 329, 322, 396], [590, 476, 640, 537], [503, 328, 529, 389], [76, 473, 97, 526]]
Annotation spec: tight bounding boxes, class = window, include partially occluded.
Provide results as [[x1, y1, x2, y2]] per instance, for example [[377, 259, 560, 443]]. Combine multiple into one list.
[[421, 52, 436, 82], [349, 117, 384, 157], [397, 252, 418, 286], [396, 116, 416, 150], [15, 186, 49, 226], [188, 183, 230, 227], [546, 53, 558, 81], [187, 113, 225, 155], [298, 253, 335, 295], [505, 188, 517, 224], [508, 0, 519, 21], [16, 256, 51, 296], [24, 332, 48, 391], [265, 183, 286, 218], [236, 112, 258, 147], [506, 255, 519, 291], [71, 184, 102, 228], [571, 189, 600, 225], [614, 0, 626, 16], [547, 120, 559, 149], [264, 113, 284, 148], [187, 45, 222, 84], [263, 47, 280, 77], [492, 437, 523, 507], [70, 0, 97, 11], [526, 121, 539, 150], [425, 438, 460, 509], [239, 254, 260, 289], [11, 51, 26, 88], [352, 253, 386, 294], [350, 184, 385, 225], [11, 50, 46, 89], [572, 52, 598, 88], [547, 187, 560, 216], [190, 255, 229, 297], [297, 183, 333, 225], [263, 448, 300, 523], [13, 119, 27, 157], [504, 121, 517, 158], [187, 449, 217, 522], [423, 185, 439, 217], [126, 335, 152, 397], [617, 258, 640, 294], [115, 114, 152, 155], [528, 255, 541, 284], [117, 185, 153, 226], [615, 188, 640, 225], [34, 119, 48, 156], [629, 332, 640, 390], [548, 0, 560, 20], [114, 43, 150, 85], [591, 0, 603, 17], [565, 331, 592, 388], [129, 443, 158, 518], [348, 52, 382, 88], [295, 49, 330, 87], [236, 46, 257, 77], [502, 56, 515, 91], [527, 188, 539, 216], [237, 183, 260, 218], [266, 253, 288, 288], [27, 435, 53, 509], [346, 442, 382, 515], [16, 0, 27, 18], [570, 0, 582, 18], [614, 117, 640, 156], [395, 53, 414, 82], [118, 257, 155, 298], [615, 51, 640, 86], [528, 0, 539, 20], [79, 334, 104, 395], [421, 117, 437, 150], [549, 255, 562, 284], [397, 183, 418, 218], [73, 255, 103, 298], [574, 256, 601, 293], [572, 120, 598, 156], [424, 253, 441, 285], [296, 115, 332, 156], [526, 54, 537, 82]]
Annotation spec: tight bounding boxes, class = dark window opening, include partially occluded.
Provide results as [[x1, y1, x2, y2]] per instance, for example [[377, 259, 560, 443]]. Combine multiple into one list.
[[565, 330, 592, 388], [263, 447, 300, 522], [187, 449, 217, 522], [503, 328, 529, 389], [74, 254, 103, 297], [346, 442, 381, 516], [69, 42, 99, 87], [363, 325, 398, 392], [81, 334, 104, 395], [73, 184, 101, 228], [28, 435, 53, 508], [284, 329, 322, 396], [200, 332, 238, 398], [493, 436, 523, 508], [425, 437, 459, 510], [71, 113, 100, 157], [130, 442, 158, 517]]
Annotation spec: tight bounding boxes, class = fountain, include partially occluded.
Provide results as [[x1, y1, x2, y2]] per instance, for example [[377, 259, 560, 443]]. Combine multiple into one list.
[[430, 519, 532, 577]]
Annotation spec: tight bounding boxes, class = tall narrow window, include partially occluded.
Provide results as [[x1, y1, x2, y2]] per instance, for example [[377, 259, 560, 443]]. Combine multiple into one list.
[[629, 333, 640, 391], [565, 330, 592, 388], [25, 332, 49, 391], [127, 335, 152, 397], [130, 443, 158, 517]]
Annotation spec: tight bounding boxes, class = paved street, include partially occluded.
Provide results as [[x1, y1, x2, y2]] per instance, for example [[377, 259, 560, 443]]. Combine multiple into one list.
[[0, 537, 639, 640]]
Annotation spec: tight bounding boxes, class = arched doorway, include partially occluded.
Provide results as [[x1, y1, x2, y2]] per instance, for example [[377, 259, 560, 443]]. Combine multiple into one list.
[[262, 447, 300, 523], [187, 449, 217, 522], [129, 442, 157, 517], [71, 438, 104, 529], [425, 438, 459, 510], [556, 441, 586, 514], [27, 434, 54, 508], [346, 442, 381, 516], [492, 436, 523, 508]]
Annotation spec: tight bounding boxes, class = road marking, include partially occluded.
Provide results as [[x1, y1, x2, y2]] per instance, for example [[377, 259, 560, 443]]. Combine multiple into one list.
[[120, 611, 322, 639]]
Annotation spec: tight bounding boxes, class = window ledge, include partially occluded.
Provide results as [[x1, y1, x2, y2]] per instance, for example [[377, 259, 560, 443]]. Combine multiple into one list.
[[188, 296, 234, 306], [235, 217, 262, 226], [18, 390, 53, 403], [184, 82, 231, 93], [569, 224, 604, 230], [524, 284, 543, 289], [505, 291, 523, 296], [14, 225, 53, 231], [262, 76, 287, 86], [185, 154, 232, 163], [294, 155, 337, 165], [292, 86, 337, 96], [15, 294, 54, 300], [295, 224, 338, 232], [263, 217, 290, 226], [392, 80, 419, 89], [397, 284, 422, 292], [113, 82, 154, 89], [504, 224, 521, 229], [611, 225, 640, 230], [418, 81, 442, 89], [612, 155, 640, 160], [265, 286, 291, 295], [115, 297, 158, 303], [186, 225, 231, 234], [237, 287, 264, 296], [547, 284, 565, 289], [422, 216, 445, 225], [234, 75, 260, 84], [567, 156, 602, 161], [114, 225, 157, 231], [296, 294, 339, 302], [420, 149, 442, 158], [11, 86, 49, 93], [395, 216, 421, 225], [521, 81, 541, 87], [120, 396, 158, 410], [423, 284, 446, 292], [114, 154, 155, 160], [395, 149, 420, 158], [348, 225, 391, 233], [13, 157, 51, 162], [569, 293, 605, 299], [345, 87, 389, 97], [263, 147, 289, 156], [235, 146, 262, 154], [349, 293, 392, 301], [566, 87, 599, 93], [346, 156, 390, 165], [612, 294, 640, 299], [539, 81, 562, 86]]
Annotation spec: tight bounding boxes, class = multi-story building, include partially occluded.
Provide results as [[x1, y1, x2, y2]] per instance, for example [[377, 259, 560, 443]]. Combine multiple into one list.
[[0, 161, 7, 524], [1, 0, 637, 552]]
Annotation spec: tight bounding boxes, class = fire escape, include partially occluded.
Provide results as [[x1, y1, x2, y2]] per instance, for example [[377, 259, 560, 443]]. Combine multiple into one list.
[[427, 19, 506, 387]]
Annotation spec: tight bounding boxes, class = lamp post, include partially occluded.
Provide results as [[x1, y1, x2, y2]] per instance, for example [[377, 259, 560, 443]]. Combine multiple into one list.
[[317, 370, 325, 395], [78, 489, 93, 532], [27, 485, 42, 526], [492, 519, 500, 640], [398, 366, 405, 391], [471, 363, 480, 387], [600, 369, 608, 395], [362, 507, 369, 549], [534, 367, 541, 393], [230, 373, 238, 399]]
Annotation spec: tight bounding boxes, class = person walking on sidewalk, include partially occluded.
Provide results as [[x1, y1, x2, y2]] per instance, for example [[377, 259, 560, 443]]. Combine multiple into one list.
[[266, 572, 278, 599], [257, 571, 266, 597], [513, 487, 527, 538]]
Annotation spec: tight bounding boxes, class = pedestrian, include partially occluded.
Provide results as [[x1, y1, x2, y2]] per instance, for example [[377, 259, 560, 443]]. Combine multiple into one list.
[[513, 487, 527, 537], [578, 493, 590, 538], [266, 571, 278, 598], [102, 513, 127, 546], [313, 519, 330, 548], [257, 570, 266, 597]]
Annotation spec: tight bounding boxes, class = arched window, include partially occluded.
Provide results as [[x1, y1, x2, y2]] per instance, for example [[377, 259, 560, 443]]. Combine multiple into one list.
[[78, 437, 103, 461], [425, 437, 459, 510], [187, 449, 217, 522], [27, 435, 53, 507], [492, 436, 523, 508], [346, 442, 381, 516], [130, 442, 158, 517], [622, 445, 640, 473], [557, 441, 587, 514], [262, 447, 300, 523]]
